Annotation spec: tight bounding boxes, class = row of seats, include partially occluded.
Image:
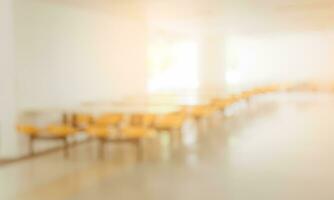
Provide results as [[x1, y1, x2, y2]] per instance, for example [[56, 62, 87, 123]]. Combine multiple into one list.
[[17, 112, 188, 158], [17, 85, 281, 160]]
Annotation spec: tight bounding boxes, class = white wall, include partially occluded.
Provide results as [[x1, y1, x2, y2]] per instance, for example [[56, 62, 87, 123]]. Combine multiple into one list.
[[227, 31, 334, 89], [14, 0, 148, 110], [0, 0, 20, 157]]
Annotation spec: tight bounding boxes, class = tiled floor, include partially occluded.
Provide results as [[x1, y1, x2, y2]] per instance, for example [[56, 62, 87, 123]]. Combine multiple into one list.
[[2, 93, 334, 200]]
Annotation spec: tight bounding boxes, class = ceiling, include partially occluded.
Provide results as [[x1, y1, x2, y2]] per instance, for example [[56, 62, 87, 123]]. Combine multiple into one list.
[[145, 0, 334, 35], [41, 0, 334, 34]]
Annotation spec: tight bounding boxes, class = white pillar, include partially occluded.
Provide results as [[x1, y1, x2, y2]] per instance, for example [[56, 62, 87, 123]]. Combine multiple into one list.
[[0, 0, 19, 157], [198, 34, 226, 95]]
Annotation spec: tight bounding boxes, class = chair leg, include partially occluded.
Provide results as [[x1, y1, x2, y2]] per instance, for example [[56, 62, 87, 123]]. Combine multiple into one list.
[[177, 128, 183, 144], [63, 137, 69, 158], [168, 131, 174, 149], [195, 118, 202, 134], [29, 136, 35, 156], [173, 129, 182, 148], [99, 138, 106, 159], [135, 140, 142, 162]]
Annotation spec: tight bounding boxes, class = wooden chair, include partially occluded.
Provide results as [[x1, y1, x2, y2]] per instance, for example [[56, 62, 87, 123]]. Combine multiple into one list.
[[17, 124, 39, 155], [189, 105, 216, 132], [154, 112, 186, 146], [95, 113, 123, 130], [211, 98, 235, 112], [86, 124, 153, 160], [46, 125, 77, 157], [17, 124, 77, 158], [129, 113, 156, 128], [72, 113, 94, 130], [190, 105, 216, 120]]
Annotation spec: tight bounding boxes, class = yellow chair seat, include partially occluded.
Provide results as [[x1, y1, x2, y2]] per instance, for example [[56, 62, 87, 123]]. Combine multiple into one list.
[[130, 114, 156, 127], [86, 126, 110, 138], [239, 91, 253, 99], [190, 105, 215, 119], [17, 125, 39, 136], [47, 125, 76, 137], [96, 114, 123, 127], [122, 127, 155, 139], [211, 99, 234, 109], [155, 115, 185, 130]]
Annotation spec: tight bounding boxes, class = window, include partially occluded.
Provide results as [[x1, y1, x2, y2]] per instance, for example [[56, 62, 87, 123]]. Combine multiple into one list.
[[148, 35, 199, 93]]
